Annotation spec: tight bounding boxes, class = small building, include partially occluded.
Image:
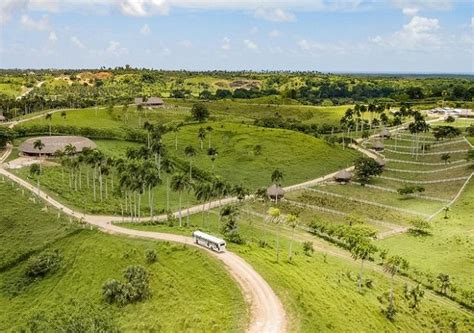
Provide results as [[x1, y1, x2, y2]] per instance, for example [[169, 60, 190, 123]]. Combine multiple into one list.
[[379, 129, 391, 139], [267, 184, 285, 201], [375, 158, 386, 167], [334, 170, 352, 183], [19, 136, 97, 156], [372, 141, 385, 152], [134, 97, 164, 108]]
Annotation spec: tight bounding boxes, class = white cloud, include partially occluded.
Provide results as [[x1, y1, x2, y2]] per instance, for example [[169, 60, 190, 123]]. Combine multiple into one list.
[[250, 26, 259, 34], [140, 23, 151, 35], [221, 37, 231, 50], [70, 36, 85, 49], [402, 7, 418, 16], [118, 0, 169, 17], [20, 14, 49, 30], [297, 39, 345, 54], [106, 40, 128, 56], [269, 29, 280, 38], [254, 8, 295, 22], [243, 39, 258, 51], [370, 15, 441, 50], [1, 0, 27, 22], [179, 40, 192, 48], [391, 0, 452, 11], [48, 31, 57, 42], [470, 17, 474, 29]]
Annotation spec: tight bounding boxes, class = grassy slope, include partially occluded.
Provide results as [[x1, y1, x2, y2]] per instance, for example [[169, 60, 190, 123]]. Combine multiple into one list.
[[122, 209, 473, 332], [164, 122, 360, 189], [0, 181, 247, 331], [376, 180, 474, 291]]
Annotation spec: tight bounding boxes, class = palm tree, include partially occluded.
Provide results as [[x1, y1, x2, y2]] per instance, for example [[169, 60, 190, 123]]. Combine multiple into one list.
[[268, 207, 282, 262], [198, 127, 206, 150], [184, 145, 196, 180], [29, 163, 41, 196], [271, 169, 284, 186], [151, 140, 165, 177], [161, 158, 175, 211], [194, 181, 212, 227], [143, 162, 161, 221], [286, 214, 298, 262], [437, 273, 451, 295], [232, 184, 249, 203], [61, 110, 67, 120], [351, 239, 377, 293], [206, 126, 213, 148], [173, 124, 181, 150], [207, 147, 218, 172], [441, 153, 451, 165], [33, 139, 45, 171], [384, 255, 409, 311], [143, 121, 154, 148], [170, 172, 190, 227], [45, 113, 52, 136]]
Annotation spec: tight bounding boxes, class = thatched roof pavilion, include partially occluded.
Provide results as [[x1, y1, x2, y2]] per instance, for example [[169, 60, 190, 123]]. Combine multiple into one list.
[[375, 158, 386, 167], [267, 184, 285, 201], [379, 128, 391, 138], [19, 136, 96, 156], [334, 169, 352, 183], [372, 141, 385, 151]]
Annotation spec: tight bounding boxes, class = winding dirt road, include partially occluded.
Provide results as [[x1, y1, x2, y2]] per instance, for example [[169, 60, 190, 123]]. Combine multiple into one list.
[[0, 162, 286, 333]]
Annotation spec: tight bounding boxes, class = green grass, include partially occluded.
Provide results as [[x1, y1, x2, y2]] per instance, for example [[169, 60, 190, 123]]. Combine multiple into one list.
[[376, 180, 474, 292], [0, 181, 247, 332], [121, 208, 473, 332], [164, 121, 360, 189]]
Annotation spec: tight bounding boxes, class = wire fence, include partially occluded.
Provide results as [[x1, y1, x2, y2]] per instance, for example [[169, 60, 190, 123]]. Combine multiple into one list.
[[378, 175, 470, 184]]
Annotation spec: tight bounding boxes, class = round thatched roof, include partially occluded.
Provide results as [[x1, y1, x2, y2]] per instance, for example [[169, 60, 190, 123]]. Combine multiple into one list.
[[372, 141, 385, 150], [267, 184, 285, 199], [379, 129, 391, 138], [375, 158, 386, 166], [19, 136, 97, 155], [334, 169, 352, 182]]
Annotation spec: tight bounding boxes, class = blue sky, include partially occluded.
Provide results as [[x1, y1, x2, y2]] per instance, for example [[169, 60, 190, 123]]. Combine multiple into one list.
[[1, 0, 473, 73]]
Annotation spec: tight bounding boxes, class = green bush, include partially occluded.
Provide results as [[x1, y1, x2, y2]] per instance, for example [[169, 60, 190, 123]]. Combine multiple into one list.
[[145, 249, 157, 263], [102, 265, 150, 306], [25, 250, 62, 278]]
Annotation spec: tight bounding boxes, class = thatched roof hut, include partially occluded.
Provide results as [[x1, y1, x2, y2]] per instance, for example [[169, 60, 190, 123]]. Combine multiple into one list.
[[134, 97, 164, 107], [19, 136, 96, 156], [379, 128, 391, 138], [334, 169, 352, 183], [375, 158, 386, 167], [372, 141, 385, 151], [267, 184, 285, 201]]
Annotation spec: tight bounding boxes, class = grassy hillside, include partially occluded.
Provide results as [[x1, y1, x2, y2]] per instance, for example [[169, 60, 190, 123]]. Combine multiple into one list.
[[0, 180, 247, 331], [164, 121, 360, 189]]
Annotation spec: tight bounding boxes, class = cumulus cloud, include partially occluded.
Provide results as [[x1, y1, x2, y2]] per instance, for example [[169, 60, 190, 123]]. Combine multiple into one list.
[[254, 8, 295, 22], [470, 17, 474, 28], [370, 15, 441, 50], [70, 36, 85, 49], [107, 40, 128, 56], [402, 7, 418, 16], [20, 14, 49, 30], [221, 37, 231, 51], [269, 29, 280, 38], [48, 31, 57, 42], [243, 39, 258, 51], [118, 0, 169, 17], [140, 23, 151, 35]]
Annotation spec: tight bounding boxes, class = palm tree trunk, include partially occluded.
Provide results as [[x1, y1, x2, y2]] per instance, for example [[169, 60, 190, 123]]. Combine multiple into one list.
[[178, 192, 182, 227], [276, 223, 280, 263], [166, 176, 170, 211], [288, 227, 295, 262], [358, 259, 364, 293]]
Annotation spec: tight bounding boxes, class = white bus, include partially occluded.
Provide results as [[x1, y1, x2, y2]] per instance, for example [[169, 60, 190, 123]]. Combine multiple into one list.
[[192, 231, 226, 253]]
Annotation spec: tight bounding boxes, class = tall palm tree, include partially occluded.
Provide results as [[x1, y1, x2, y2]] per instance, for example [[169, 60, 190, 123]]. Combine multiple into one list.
[[384, 255, 409, 311], [143, 121, 154, 148], [33, 139, 45, 171], [173, 124, 181, 150], [194, 181, 212, 227], [184, 145, 196, 180], [45, 113, 52, 136], [151, 140, 165, 177], [207, 147, 218, 172], [268, 207, 282, 263], [170, 172, 190, 227], [29, 163, 41, 196], [351, 239, 377, 293], [206, 126, 213, 148], [286, 214, 298, 262], [198, 127, 206, 150], [161, 158, 175, 211], [143, 162, 161, 221]]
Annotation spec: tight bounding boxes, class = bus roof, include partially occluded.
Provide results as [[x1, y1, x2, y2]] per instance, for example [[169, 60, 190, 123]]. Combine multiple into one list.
[[193, 230, 226, 244]]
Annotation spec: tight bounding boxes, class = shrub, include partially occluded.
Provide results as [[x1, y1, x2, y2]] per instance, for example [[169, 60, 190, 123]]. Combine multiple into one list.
[[25, 250, 62, 278], [145, 249, 157, 263], [102, 265, 151, 306], [302, 241, 314, 256]]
